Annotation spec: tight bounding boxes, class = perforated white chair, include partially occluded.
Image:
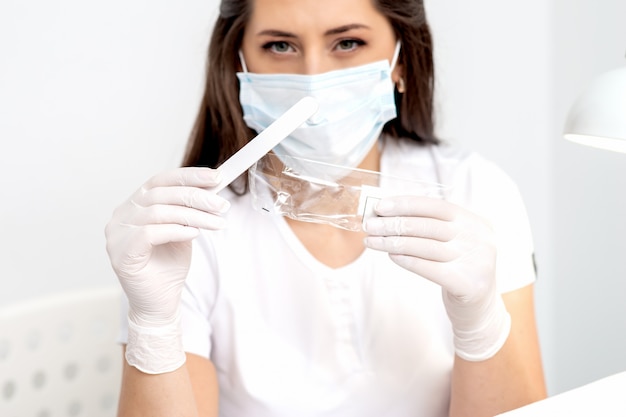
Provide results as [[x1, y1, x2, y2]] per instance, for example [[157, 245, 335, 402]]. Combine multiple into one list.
[[0, 286, 123, 417]]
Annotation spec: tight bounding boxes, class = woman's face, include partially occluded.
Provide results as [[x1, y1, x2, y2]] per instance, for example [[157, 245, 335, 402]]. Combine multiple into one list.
[[240, 0, 401, 81]]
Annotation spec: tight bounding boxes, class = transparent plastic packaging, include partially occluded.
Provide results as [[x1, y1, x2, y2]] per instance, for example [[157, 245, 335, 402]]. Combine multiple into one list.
[[249, 153, 449, 232]]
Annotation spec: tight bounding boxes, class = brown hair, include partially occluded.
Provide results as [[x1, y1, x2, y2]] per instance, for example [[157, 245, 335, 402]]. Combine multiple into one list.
[[182, 0, 438, 171]]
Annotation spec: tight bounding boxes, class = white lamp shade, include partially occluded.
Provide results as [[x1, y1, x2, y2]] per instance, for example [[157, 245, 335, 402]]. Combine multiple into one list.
[[563, 66, 626, 153]]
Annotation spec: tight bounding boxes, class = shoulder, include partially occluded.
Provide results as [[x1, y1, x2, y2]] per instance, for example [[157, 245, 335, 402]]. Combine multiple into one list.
[[382, 136, 518, 195], [415, 141, 536, 292], [433, 146, 520, 202]]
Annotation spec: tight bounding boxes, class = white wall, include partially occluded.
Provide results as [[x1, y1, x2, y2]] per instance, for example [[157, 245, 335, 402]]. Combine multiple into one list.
[[1, 0, 624, 398], [0, 0, 217, 304]]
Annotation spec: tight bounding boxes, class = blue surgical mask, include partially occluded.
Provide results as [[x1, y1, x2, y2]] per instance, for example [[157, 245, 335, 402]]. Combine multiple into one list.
[[237, 42, 401, 176]]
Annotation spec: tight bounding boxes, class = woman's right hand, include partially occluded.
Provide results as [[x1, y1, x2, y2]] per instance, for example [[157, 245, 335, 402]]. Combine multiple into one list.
[[104, 167, 230, 373]]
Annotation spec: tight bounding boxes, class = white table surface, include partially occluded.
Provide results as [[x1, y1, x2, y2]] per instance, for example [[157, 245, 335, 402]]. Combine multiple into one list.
[[496, 371, 626, 416]]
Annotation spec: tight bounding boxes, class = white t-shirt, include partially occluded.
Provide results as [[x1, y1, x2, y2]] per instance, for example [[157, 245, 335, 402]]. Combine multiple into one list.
[[119, 137, 536, 417]]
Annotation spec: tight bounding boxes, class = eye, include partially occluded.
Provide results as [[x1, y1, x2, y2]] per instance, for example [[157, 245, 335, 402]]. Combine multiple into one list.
[[263, 41, 294, 54], [335, 39, 365, 52]]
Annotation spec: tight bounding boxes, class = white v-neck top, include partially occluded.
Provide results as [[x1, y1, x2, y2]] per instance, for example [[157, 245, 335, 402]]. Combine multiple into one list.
[[119, 137, 536, 417]]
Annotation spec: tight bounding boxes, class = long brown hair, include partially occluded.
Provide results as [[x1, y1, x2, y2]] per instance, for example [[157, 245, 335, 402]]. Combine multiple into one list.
[[182, 0, 438, 171]]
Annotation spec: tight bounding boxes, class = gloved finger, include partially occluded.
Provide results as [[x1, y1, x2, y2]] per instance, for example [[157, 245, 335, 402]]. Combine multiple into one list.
[[135, 224, 198, 248], [386, 254, 470, 294], [133, 186, 230, 214], [143, 167, 223, 190], [364, 215, 456, 241], [106, 223, 198, 262], [129, 204, 227, 230], [374, 195, 457, 221], [364, 236, 456, 262]]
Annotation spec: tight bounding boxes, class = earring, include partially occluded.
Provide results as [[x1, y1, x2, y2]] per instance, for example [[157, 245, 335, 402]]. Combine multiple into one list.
[[397, 78, 406, 93]]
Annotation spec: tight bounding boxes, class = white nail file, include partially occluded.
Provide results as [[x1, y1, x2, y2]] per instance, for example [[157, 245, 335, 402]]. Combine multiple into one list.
[[211, 96, 319, 193]]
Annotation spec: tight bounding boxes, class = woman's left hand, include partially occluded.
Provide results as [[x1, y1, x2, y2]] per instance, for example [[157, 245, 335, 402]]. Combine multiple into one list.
[[363, 195, 511, 361]]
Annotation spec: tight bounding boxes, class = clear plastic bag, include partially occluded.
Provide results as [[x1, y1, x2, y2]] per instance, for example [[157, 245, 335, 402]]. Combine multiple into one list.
[[249, 153, 449, 232]]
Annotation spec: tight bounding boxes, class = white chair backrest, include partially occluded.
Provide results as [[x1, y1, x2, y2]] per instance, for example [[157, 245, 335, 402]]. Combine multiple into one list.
[[0, 286, 123, 417]]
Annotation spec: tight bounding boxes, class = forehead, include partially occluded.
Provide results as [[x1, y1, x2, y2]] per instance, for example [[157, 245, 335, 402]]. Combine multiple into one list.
[[246, 0, 390, 34]]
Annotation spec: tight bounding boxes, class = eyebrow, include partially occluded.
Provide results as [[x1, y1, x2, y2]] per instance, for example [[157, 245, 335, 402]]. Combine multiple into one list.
[[256, 23, 371, 38]]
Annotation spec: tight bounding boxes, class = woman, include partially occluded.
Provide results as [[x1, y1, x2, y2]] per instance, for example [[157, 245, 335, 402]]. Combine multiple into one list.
[[106, 0, 547, 415]]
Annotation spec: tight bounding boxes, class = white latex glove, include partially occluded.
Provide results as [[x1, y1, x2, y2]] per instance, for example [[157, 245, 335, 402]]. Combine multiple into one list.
[[363, 195, 510, 361], [105, 167, 230, 373]]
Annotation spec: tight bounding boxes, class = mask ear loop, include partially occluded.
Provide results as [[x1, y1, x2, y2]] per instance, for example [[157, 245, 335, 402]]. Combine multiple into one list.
[[390, 41, 402, 72], [390, 41, 403, 92], [238, 50, 249, 73]]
